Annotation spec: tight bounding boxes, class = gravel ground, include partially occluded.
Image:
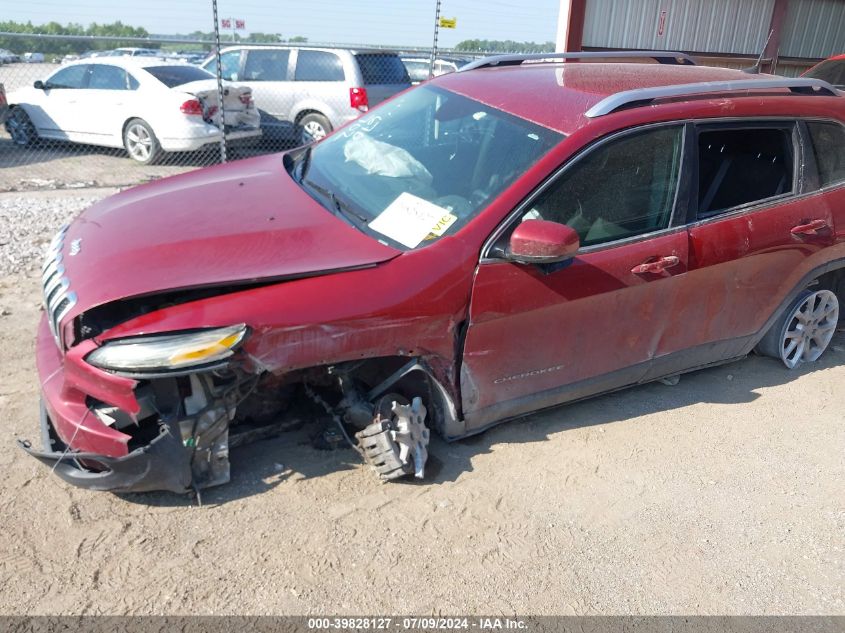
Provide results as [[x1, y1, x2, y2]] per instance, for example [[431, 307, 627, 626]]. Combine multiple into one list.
[[0, 190, 115, 275], [0, 190, 843, 615]]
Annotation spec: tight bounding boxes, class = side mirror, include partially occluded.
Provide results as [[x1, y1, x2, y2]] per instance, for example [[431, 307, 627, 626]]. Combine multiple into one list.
[[33, 80, 45, 90], [508, 219, 580, 264]]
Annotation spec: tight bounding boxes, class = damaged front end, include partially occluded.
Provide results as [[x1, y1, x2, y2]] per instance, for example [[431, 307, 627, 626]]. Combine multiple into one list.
[[22, 306, 453, 494], [20, 327, 260, 494]]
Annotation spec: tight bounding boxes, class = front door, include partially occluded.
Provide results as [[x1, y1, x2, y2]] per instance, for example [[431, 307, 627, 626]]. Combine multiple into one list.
[[30, 64, 90, 138], [461, 124, 691, 430]]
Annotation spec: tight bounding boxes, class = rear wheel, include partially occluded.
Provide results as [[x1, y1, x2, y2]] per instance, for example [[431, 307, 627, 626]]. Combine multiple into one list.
[[756, 288, 840, 369], [299, 112, 332, 145], [123, 118, 162, 164], [6, 108, 38, 146]]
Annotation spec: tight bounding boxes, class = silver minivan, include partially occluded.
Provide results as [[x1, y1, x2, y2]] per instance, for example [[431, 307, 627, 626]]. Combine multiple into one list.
[[202, 46, 411, 145]]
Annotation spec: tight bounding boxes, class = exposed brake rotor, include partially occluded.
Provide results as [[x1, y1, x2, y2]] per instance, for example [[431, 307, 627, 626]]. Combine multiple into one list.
[[356, 397, 430, 481]]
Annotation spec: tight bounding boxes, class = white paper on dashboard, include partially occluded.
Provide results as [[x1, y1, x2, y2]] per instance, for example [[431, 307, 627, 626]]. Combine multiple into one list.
[[369, 192, 457, 248]]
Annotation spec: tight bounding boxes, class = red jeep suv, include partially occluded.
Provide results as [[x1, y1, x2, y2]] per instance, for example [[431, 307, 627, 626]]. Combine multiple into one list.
[[20, 51, 845, 494]]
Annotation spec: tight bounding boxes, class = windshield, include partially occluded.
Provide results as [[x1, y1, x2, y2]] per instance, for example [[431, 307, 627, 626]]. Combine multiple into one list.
[[805, 59, 845, 87], [144, 65, 214, 88], [297, 85, 562, 250]]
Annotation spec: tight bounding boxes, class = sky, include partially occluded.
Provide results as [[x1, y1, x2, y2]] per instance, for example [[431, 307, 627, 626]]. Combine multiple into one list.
[[5, 0, 562, 49]]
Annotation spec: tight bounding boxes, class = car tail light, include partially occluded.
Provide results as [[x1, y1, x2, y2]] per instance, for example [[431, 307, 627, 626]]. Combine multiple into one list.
[[0, 92, 6, 107], [350, 87, 368, 112], [180, 99, 204, 116]]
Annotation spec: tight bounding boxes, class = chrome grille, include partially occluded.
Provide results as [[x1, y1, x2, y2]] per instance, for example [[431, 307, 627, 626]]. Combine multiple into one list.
[[41, 225, 77, 348]]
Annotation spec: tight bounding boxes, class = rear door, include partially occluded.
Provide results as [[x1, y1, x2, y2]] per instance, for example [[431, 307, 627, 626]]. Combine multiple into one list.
[[354, 53, 412, 106], [460, 124, 690, 429], [80, 64, 137, 144], [241, 48, 293, 120], [674, 121, 836, 368], [293, 49, 347, 126]]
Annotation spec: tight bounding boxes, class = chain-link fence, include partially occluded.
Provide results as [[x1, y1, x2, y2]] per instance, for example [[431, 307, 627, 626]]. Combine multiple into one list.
[[1, 31, 481, 191], [0, 21, 822, 193]]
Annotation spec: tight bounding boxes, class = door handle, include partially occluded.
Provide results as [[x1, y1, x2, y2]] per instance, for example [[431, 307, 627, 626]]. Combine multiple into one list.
[[631, 255, 680, 275], [791, 219, 828, 236]]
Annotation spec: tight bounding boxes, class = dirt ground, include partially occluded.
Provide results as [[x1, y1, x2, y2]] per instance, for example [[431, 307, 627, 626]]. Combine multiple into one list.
[[0, 191, 843, 616]]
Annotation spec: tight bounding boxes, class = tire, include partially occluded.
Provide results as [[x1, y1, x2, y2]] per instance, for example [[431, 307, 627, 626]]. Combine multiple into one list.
[[298, 112, 332, 145], [6, 107, 39, 146], [755, 288, 840, 369], [123, 118, 162, 165]]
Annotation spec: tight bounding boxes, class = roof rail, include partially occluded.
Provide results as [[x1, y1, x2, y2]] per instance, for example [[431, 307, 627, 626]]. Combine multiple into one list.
[[584, 78, 840, 118], [459, 50, 697, 72]]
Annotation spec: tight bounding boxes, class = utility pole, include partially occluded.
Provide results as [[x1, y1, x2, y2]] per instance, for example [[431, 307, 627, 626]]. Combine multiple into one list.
[[211, 0, 227, 163], [429, 0, 442, 79]]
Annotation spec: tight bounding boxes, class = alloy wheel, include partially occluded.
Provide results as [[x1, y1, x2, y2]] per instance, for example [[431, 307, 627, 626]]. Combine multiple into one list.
[[8, 110, 34, 145], [303, 120, 327, 141], [778, 289, 839, 368], [125, 123, 153, 161]]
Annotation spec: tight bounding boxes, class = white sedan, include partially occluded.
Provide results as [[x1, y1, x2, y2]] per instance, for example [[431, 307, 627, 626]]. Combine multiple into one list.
[[5, 58, 261, 163]]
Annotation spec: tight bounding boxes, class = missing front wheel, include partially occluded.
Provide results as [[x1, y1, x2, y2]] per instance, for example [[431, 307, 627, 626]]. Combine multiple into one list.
[[356, 397, 430, 481]]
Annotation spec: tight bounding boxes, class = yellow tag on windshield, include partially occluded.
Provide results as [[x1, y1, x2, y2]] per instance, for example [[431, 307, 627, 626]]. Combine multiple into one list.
[[430, 213, 457, 237]]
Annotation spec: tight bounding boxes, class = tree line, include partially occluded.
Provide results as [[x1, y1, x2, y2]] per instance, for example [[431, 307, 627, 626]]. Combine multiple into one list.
[[0, 21, 150, 56], [454, 39, 555, 53], [0, 20, 546, 57], [0, 21, 308, 56]]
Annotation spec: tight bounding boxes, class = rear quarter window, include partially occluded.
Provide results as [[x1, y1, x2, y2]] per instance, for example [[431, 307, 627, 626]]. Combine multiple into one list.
[[295, 51, 345, 82], [355, 53, 410, 84], [807, 121, 845, 187]]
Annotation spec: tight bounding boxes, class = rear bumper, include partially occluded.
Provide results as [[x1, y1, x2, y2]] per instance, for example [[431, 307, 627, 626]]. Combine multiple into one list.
[[160, 125, 262, 152], [19, 403, 192, 494]]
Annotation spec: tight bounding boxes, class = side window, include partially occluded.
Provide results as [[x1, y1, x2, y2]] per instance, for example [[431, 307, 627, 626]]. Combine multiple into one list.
[[88, 65, 130, 90], [697, 127, 794, 218], [523, 126, 684, 248], [204, 50, 241, 81], [243, 49, 290, 81], [806, 122, 845, 187], [295, 50, 345, 82], [47, 65, 89, 89]]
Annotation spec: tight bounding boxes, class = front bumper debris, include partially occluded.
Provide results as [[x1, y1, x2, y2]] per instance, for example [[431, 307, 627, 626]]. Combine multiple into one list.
[[19, 402, 192, 494]]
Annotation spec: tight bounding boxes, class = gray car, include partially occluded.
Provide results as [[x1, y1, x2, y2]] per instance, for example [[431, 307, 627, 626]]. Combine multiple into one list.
[[202, 46, 411, 144]]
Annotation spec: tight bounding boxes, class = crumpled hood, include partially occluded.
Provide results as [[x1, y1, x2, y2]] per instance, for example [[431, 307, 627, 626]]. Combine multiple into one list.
[[58, 153, 399, 320]]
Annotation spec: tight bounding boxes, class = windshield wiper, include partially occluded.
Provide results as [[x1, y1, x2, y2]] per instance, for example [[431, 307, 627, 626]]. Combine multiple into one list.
[[302, 178, 369, 225], [329, 191, 370, 224]]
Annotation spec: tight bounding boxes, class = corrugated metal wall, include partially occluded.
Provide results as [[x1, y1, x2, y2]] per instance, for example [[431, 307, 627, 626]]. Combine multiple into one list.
[[583, 0, 776, 54], [781, 0, 845, 57]]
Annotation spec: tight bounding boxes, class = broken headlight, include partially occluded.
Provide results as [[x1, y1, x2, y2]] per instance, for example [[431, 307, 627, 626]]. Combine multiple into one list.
[[86, 324, 247, 374]]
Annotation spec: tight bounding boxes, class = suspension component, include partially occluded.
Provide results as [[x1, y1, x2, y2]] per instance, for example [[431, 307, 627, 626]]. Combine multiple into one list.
[[356, 397, 430, 481]]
